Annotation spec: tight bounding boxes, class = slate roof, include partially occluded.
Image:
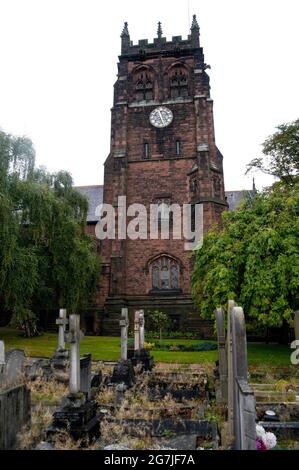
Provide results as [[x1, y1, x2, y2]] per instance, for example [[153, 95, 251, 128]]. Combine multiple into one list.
[[75, 185, 103, 223], [225, 189, 256, 211], [76, 185, 255, 221]]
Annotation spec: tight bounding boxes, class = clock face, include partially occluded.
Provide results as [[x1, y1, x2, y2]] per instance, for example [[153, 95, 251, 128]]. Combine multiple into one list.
[[149, 106, 173, 128]]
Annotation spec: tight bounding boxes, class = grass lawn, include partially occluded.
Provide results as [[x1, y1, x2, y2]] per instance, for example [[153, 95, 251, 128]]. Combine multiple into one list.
[[0, 327, 292, 365]]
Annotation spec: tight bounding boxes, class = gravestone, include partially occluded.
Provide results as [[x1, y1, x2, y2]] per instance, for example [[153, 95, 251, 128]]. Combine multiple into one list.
[[230, 306, 256, 450], [139, 310, 145, 349], [26, 358, 49, 381], [111, 359, 135, 387], [0, 341, 5, 389], [56, 309, 68, 351], [65, 314, 84, 395], [295, 310, 299, 341], [4, 349, 26, 388], [133, 309, 154, 372], [111, 308, 136, 387], [52, 309, 69, 370], [0, 341, 4, 366], [80, 354, 92, 400], [120, 308, 129, 361], [0, 384, 31, 449], [227, 299, 235, 436], [215, 307, 227, 402], [134, 310, 141, 353], [49, 315, 99, 441]]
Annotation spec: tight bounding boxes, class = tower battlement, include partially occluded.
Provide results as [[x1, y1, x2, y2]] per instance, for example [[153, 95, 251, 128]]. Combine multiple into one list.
[[121, 15, 200, 56]]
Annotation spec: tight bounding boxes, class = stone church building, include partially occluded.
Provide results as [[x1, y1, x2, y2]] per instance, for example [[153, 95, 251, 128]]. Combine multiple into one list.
[[78, 17, 235, 335]]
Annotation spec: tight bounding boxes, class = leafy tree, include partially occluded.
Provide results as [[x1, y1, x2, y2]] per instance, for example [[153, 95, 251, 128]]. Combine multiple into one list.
[[191, 181, 299, 328], [0, 130, 101, 336], [246, 119, 299, 185], [147, 310, 170, 340]]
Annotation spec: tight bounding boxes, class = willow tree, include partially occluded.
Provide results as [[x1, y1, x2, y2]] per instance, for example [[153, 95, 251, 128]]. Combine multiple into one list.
[[0, 130, 101, 336], [191, 181, 299, 328]]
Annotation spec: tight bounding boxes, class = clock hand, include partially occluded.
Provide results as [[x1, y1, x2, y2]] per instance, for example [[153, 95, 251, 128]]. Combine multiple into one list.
[[158, 110, 165, 125]]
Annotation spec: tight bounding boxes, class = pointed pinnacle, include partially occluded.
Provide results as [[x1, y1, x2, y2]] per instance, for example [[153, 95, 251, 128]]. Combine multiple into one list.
[[121, 22, 130, 37], [191, 14, 199, 30], [157, 21, 163, 39]]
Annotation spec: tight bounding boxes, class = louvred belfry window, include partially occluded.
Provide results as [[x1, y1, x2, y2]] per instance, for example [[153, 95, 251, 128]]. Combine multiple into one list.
[[135, 72, 153, 101], [150, 256, 179, 290], [170, 67, 188, 98]]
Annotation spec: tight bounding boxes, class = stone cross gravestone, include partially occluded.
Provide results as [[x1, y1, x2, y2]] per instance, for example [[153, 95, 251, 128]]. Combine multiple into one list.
[[56, 309, 68, 351], [295, 310, 299, 341], [80, 354, 92, 399], [230, 306, 256, 450], [215, 307, 227, 402], [0, 341, 4, 366], [139, 310, 145, 350], [134, 311, 141, 353], [120, 308, 129, 361], [65, 314, 84, 395], [4, 349, 26, 388]]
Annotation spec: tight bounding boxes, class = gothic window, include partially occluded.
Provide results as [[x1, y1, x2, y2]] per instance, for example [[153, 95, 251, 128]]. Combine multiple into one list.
[[176, 139, 181, 156], [170, 66, 189, 99], [143, 142, 150, 159], [135, 71, 153, 102], [150, 256, 180, 290]]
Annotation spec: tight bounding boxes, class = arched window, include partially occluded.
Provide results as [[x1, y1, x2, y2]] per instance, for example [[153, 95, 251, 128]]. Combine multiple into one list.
[[150, 256, 180, 291], [170, 66, 189, 99], [135, 70, 154, 102]]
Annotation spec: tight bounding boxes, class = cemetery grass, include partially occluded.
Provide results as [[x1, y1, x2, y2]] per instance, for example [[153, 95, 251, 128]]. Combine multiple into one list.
[[0, 327, 291, 365]]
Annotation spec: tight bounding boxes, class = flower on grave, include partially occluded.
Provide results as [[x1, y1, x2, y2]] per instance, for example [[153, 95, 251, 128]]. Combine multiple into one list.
[[263, 432, 277, 449], [256, 424, 277, 450], [256, 438, 267, 451]]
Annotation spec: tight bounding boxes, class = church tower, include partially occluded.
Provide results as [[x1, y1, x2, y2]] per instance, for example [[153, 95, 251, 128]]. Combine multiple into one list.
[[98, 16, 227, 334]]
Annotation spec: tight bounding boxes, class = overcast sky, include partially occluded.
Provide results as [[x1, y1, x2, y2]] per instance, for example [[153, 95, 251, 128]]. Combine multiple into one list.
[[0, 0, 298, 191]]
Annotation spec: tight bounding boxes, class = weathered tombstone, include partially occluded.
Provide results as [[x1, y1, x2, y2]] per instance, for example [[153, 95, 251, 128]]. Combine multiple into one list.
[[227, 299, 235, 436], [215, 307, 227, 402], [80, 354, 91, 399], [134, 310, 141, 353], [111, 360, 135, 387], [56, 309, 68, 351], [0, 341, 5, 389], [120, 308, 129, 361], [139, 310, 145, 349], [4, 349, 26, 388], [0, 384, 31, 449], [65, 314, 84, 395], [0, 341, 4, 366], [133, 309, 154, 372], [295, 310, 299, 341], [230, 306, 256, 450], [26, 358, 48, 381]]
